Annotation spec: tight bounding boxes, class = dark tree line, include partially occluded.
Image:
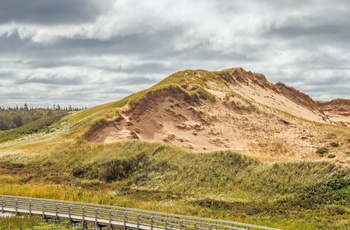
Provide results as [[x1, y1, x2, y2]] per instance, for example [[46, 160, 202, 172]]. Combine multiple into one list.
[[0, 103, 85, 111], [0, 103, 85, 131]]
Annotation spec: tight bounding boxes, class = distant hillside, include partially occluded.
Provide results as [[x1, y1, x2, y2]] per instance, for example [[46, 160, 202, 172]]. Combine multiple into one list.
[[0, 108, 67, 131]]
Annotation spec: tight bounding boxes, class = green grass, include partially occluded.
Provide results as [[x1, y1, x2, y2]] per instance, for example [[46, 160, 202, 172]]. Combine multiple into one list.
[[14, 141, 337, 198], [0, 112, 67, 143], [0, 215, 76, 230], [316, 147, 329, 155], [1, 141, 350, 229]]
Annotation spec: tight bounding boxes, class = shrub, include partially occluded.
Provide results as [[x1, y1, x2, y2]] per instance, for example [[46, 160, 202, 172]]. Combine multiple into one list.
[[330, 142, 340, 147], [284, 176, 350, 208], [316, 147, 329, 155], [196, 87, 216, 102], [327, 154, 336, 159], [325, 205, 347, 215]]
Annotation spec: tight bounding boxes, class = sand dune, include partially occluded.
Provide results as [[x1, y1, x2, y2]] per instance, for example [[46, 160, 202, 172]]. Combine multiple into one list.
[[84, 68, 350, 162]]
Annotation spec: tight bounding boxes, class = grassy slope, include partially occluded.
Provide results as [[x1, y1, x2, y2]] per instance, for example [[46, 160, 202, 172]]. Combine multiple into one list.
[[1, 69, 350, 229], [0, 216, 76, 230], [0, 112, 67, 143], [1, 140, 350, 229]]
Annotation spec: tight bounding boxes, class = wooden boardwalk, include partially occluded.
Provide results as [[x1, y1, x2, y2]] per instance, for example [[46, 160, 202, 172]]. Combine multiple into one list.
[[0, 195, 278, 230]]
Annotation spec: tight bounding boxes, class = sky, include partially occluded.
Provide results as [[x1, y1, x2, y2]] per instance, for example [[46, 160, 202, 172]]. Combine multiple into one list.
[[0, 0, 349, 108]]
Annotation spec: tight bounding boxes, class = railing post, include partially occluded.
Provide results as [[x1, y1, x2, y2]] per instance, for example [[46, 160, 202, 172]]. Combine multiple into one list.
[[179, 220, 183, 230], [95, 208, 98, 225], [137, 214, 140, 229], [151, 216, 154, 230], [29, 200, 32, 216], [109, 210, 112, 227], [123, 211, 127, 230], [82, 206, 85, 225], [15, 198, 18, 215], [56, 203, 59, 219], [42, 202, 45, 219], [1, 198, 4, 213], [68, 204, 71, 220], [164, 218, 168, 230]]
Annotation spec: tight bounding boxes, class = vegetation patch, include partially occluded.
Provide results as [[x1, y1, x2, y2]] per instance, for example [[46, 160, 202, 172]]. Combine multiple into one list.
[[196, 87, 216, 102], [330, 142, 340, 147], [0, 112, 67, 143], [72, 152, 149, 182], [279, 172, 350, 209], [316, 147, 329, 155], [0, 215, 75, 229], [1, 140, 350, 229]]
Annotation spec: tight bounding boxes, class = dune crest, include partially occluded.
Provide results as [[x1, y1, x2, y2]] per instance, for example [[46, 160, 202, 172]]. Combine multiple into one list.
[[84, 68, 350, 160]]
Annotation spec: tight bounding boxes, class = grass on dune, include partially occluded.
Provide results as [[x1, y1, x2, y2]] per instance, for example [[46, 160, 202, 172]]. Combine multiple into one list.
[[6, 140, 340, 198], [1, 140, 350, 229]]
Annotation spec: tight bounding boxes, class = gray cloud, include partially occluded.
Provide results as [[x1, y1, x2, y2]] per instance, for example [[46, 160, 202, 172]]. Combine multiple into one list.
[[0, 0, 349, 108], [266, 20, 350, 49], [16, 75, 83, 86], [0, 0, 111, 25]]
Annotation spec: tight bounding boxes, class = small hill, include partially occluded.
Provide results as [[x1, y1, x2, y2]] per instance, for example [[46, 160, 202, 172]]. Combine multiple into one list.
[[83, 68, 350, 161]]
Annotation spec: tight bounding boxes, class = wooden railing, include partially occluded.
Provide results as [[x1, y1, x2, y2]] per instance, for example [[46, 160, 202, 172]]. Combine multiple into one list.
[[0, 195, 278, 230]]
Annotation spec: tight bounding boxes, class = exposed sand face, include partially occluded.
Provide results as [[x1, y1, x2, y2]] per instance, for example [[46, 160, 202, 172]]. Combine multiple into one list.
[[318, 99, 350, 127], [232, 84, 329, 124], [84, 69, 350, 162], [85, 88, 332, 160]]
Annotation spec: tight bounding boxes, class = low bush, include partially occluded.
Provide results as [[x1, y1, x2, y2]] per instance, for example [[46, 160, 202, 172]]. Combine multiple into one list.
[[280, 173, 350, 209], [330, 142, 340, 147], [316, 147, 329, 155]]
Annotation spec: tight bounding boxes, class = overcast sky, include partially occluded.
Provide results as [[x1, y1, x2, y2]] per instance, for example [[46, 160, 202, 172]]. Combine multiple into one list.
[[0, 0, 349, 108]]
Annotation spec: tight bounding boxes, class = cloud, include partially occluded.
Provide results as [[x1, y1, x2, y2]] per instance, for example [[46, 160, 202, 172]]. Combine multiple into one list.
[[0, 0, 111, 25], [16, 75, 83, 86], [0, 0, 349, 108]]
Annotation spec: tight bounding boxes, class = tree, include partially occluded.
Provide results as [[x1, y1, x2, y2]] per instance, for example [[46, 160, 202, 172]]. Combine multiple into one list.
[[0, 113, 12, 130], [13, 114, 23, 127]]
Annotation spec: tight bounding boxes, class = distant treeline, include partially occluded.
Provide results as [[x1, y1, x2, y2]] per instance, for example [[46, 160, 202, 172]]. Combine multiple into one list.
[[0, 103, 85, 111], [0, 103, 84, 131]]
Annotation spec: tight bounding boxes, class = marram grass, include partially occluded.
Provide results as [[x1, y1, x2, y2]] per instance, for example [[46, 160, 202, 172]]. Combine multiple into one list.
[[1, 140, 350, 229]]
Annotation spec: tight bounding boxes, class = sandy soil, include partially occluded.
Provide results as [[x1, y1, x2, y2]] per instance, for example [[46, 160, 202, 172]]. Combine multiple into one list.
[[84, 69, 350, 162], [318, 99, 350, 127]]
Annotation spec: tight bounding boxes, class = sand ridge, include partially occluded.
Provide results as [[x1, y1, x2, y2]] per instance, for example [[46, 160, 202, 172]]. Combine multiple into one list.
[[84, 68, 350, 162]]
